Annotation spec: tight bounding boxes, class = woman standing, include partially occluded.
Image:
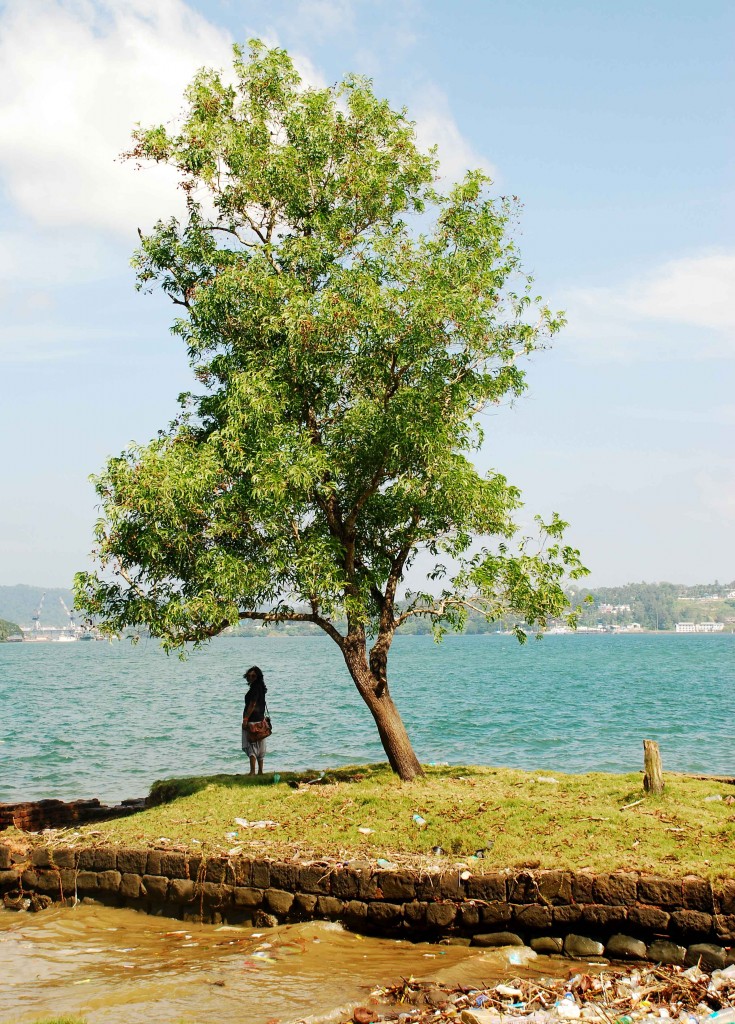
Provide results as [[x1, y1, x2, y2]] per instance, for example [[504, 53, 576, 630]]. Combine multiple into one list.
[[242, 665, 268, 775]]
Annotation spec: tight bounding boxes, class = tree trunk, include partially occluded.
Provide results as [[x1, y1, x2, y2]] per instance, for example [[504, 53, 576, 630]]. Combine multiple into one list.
[[341, 640, 424, 781], [643, 739, 664, 795]]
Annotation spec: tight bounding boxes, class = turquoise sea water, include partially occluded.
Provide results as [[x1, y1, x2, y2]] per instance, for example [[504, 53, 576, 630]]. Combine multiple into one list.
[[0, 633, 732, 803]]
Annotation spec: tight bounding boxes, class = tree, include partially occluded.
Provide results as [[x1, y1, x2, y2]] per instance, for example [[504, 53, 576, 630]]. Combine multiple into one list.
[[75, 41, 587, 780]]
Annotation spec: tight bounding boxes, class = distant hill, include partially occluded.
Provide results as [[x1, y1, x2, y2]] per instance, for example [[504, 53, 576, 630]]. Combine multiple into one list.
[[0, 617, 22, 641], [0, 585, 77, 629]]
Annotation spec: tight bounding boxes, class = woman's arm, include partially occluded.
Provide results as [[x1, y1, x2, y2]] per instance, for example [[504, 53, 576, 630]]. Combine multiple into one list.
[[242, 697, 257, 726]]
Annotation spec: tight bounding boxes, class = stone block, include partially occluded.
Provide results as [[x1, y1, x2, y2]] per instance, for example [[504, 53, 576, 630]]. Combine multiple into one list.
[[682, 877, 713, 913], [188, 856, 203, 881], [22, 868, 59, 892], [292, 893, 317, 916], [507, 874, 540, 904], [51, 848, 76, 869], [460, 904, 480, 928], [638, 877, 683, 908], [628, 905, 670, 932], [343, 900, 368, 925], [417, 871, 462, 900], [367, 902, 402, 928], [117, 850, 147, 875], [581, 904, 628, 929], [233, 858, 252, 887], [201, 881, 231, 907], [146, 851, 163, 875], [264, 888, 294, 916], [142, 875, 169, 900], [376, 870, 416, 901], [97, 870, 122, 893], [204, 859, 228, 884], [298, 864, 331, 895], [466, 873, 506, 902], [59, 869, 77, 893], [647, 939, 686, 965], [553, 904, 583, 926], [717, 881, 735, 915], [513, 904, 553, 930], [120, 873, 142, 899], [356, 871, 382, 900], [253, 910, 278, 928], [537, 871, 573, 905], [593, 873, 638, 906], [0, 846, 11, 870], [714, 915, 735, 942], [404, 901, 428, 927], [251, 860, 270, 889], [170, 879, 196, 903], [670, 910, 713, 940], [160, 853, 188, 879], [0, 869, 20, 889], [78, 848, 117, 872], [30, 848, 53, 868], [75, 871, 99, 892], [269, 862, 299, 890], [480, 903, 513, 926], [331, 868, 360, 900], [571, 872, 595, 903], [316, 896, 344, 919], [234, 887, 263, 908], [426, 902, 457, 928], [684, 943, 726, 970], [531, 937, 563, 954], [564, 934, 604, 958], [605, 934, 648, 961], [472, 931, 524, 947]]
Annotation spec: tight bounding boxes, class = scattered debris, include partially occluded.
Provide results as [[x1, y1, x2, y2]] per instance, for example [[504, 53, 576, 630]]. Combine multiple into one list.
[[349, 961, 735, 1024]]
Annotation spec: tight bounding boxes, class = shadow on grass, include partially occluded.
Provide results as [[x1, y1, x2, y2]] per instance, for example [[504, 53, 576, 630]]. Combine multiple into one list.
[[147, 762, 400, 806]]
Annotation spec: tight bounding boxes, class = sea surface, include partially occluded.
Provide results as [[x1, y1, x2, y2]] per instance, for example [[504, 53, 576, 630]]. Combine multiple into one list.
[[0, 633, 732, 803]]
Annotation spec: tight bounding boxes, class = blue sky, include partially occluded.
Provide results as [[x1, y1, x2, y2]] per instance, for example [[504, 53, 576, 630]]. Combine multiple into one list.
[[0, 0, 733, 588]]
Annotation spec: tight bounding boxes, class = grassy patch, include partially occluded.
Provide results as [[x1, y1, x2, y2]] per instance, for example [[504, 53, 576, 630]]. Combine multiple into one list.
[[14, 765, 735, 879]]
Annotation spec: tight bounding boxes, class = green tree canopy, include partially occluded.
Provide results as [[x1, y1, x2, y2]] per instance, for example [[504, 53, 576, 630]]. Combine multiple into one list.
[[75, 41, 587, 779]]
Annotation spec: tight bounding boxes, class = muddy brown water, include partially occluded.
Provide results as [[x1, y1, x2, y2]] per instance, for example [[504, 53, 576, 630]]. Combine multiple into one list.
[[0, 906, 577, 1024]]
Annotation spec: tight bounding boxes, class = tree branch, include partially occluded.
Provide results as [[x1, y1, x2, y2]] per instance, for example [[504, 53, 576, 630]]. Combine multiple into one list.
[[238, 608, 344, 647]]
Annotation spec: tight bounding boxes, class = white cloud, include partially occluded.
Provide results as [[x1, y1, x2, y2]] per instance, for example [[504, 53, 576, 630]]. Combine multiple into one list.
[[0, 0, 233, 238], [412, 85, 498, 185], [560, 250, 735, 363], [631, 252, 735, 332]]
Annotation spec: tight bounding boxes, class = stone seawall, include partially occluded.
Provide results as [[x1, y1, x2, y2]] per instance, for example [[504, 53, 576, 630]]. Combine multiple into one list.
[[0, 798, 145, 832], [2, 842, 734, 966]]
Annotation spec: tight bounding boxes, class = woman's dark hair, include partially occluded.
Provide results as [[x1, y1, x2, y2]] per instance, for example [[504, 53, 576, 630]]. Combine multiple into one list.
[[245, 665, 265, 687]]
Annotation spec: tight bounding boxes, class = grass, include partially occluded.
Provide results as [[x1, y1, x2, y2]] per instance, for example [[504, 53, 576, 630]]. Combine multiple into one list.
[[10, 765, 735, 879]]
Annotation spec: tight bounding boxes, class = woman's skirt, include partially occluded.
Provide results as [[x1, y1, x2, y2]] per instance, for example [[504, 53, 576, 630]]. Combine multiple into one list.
[[242, 728, 267, 758]]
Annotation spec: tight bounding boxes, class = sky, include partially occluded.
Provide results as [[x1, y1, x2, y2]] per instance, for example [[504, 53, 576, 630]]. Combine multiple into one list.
[[0, 0, 733, 589]]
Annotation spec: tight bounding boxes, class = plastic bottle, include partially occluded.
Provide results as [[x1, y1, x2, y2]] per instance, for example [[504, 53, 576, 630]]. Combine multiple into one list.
[[556, 996, 581, 1020], [412, 814, 427, 827], [707, 1011, 735, 1024]]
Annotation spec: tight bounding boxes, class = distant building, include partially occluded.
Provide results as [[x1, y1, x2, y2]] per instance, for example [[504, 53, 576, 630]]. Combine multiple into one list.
[[675, 621, 724, 633], [599, 603, 632, 614]]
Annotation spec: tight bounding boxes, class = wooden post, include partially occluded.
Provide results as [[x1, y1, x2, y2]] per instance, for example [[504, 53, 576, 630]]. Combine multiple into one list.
[[643, 740, 664, 795]]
